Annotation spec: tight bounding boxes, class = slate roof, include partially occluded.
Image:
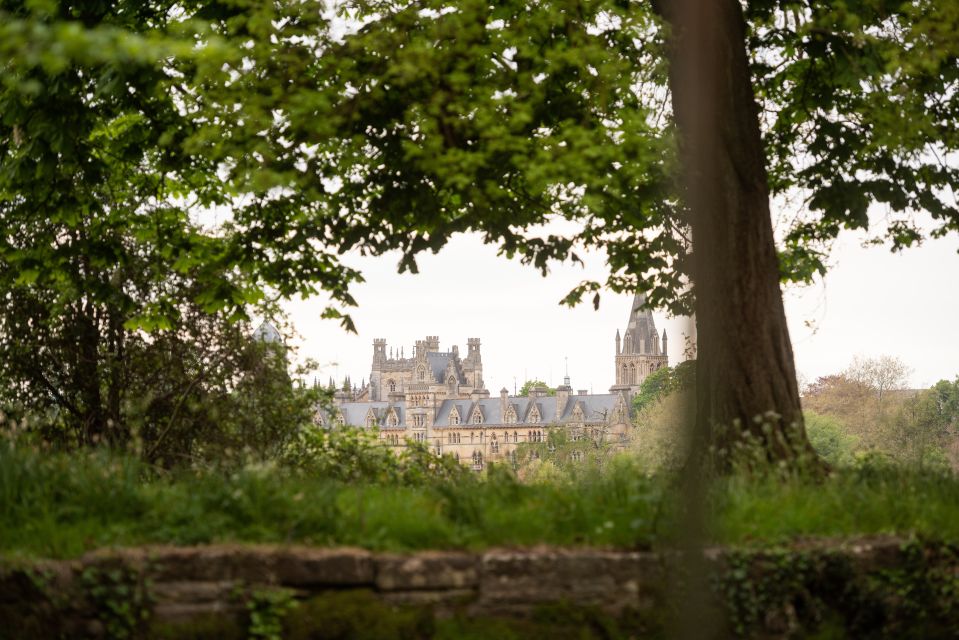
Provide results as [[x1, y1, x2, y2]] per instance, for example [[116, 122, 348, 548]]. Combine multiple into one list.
[[319, 401, 405, 429], [322, 394, 626, 429], [426, 353, 451, 383]]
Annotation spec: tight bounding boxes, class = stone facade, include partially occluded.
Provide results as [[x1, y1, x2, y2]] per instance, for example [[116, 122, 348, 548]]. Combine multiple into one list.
[[317, 295, 666, 469], [609, 293, 668, 396]]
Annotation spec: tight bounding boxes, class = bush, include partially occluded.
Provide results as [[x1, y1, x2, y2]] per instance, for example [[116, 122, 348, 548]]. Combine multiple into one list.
[[804, 411, 859, 466]]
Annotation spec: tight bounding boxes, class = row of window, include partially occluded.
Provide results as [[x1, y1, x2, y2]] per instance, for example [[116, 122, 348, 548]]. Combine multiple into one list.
[[620, 361, 661, 385]]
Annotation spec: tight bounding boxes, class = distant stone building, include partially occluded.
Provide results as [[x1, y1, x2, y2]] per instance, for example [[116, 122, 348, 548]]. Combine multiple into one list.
[[609, 293, 668, 396], [317, 295, 666, 469]]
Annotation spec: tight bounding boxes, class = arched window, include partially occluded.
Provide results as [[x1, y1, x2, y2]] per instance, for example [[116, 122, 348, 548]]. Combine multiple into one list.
[[450, 411, 460, 425], [417, 365, 426, 381], [621, 365, 628, 384], [629, 363, 636, 385], [472, 410, 483, 425], [388, 379, 396, 393]]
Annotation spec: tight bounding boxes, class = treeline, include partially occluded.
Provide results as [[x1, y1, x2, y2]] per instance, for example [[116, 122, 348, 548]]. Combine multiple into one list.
[[803, 356, 959, 469], [625, 356, 959, 471]]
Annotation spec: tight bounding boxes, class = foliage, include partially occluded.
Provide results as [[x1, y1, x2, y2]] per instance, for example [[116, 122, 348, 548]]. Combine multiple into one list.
[[513, 428, 620, 479], [517, 380, 555, 397], [9, 433, 959, 562], [844, 355, 912, 410], [245, 587, 299, 640], [631, 367, 673, 414], [804, 358, 959, 470], [1, 0, 956, 465], [804, 411, 858, 467], [0, 0, 349, 451], [630, 389, 691, 473], [283, 427, 471, 487], [0, 335, 322, 469], [80, 564, 153, 640], [631, 360, 695, 413], [0, 437, 667, 558]]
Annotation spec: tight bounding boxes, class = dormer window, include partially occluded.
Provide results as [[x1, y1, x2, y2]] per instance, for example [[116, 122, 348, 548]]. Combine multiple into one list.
[[504, 408, 516, 424], [450, 410, 460, 425], [472, 410, 483, 425]]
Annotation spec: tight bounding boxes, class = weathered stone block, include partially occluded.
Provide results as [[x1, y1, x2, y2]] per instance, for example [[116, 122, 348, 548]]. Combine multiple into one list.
[[144, 546, 277, 583], [272, 547, 374, 587], [375, 552, 478, 591], [476, 548, 660, 614], [151, 580, 238, 604]]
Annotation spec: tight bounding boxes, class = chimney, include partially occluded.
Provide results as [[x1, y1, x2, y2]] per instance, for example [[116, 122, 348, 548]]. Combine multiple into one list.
[[555, 383, 571, 420], [500, 387, 509, 419]]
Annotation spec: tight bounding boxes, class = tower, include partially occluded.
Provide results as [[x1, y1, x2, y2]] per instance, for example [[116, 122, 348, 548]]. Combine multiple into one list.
[[609, 293, 669, 397], [370, 339, 387, 400]]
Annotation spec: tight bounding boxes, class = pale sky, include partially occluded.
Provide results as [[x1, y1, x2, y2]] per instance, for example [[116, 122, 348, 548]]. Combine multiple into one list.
[[282, 227, 959, 394], [275, 10, 959, 394]]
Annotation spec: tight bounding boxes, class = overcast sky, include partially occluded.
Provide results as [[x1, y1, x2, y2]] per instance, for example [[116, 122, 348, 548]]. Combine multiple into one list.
[[282, 226, 958, 394]]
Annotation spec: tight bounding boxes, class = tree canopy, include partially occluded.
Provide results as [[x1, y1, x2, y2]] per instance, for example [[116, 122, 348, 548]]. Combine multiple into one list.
[[1, 0, 956, 462]]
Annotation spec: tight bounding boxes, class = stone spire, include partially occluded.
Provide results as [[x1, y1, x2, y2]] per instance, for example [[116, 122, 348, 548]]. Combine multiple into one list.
[[624, 292, 659, 355]]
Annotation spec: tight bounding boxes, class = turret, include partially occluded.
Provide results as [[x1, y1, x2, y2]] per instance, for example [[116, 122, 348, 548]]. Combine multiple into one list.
[[426, 336, 440, 352], [373, 338, 386, 363], [615, 329, 621, 356], [662, 329, 668, 358]]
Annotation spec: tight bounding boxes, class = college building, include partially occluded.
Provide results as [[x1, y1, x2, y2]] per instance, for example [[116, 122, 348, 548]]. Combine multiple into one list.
[[315, 294, 668, 469]]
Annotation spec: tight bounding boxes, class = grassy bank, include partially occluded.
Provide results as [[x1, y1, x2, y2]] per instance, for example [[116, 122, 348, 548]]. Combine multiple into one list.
[[3, 441, 959, 559]]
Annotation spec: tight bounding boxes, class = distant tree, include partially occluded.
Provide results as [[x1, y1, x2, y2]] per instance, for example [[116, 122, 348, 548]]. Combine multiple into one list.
[[804, 411, 858, 467], [518, 380, 556, 397], [927, 379, 959, 431], [631, 360, 696, 413], [845, 355, 912, 412], [632, 367, 675, 413]]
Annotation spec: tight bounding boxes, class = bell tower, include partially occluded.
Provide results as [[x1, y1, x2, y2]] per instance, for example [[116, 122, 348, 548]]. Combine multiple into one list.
[[609, 293, 669, 397]]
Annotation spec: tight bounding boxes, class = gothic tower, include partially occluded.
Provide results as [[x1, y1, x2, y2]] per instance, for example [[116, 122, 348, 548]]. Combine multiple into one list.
[[609, 293, 669, 397]]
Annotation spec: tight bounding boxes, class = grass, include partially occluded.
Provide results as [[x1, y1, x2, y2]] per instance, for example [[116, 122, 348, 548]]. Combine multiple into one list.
[[3, 440, 959, 559]]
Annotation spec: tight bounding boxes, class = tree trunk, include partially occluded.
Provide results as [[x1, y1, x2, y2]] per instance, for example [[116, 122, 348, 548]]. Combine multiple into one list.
[[654, 0, 819, 468]]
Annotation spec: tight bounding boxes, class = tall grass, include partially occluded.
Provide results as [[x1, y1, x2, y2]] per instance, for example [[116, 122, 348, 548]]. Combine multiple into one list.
[[3, 440, 959, 559], [0, 442, 664, 558]]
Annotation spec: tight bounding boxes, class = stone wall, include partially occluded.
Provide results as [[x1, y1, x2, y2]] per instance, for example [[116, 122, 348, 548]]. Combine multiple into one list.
[[2, 538, 958, 638]]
